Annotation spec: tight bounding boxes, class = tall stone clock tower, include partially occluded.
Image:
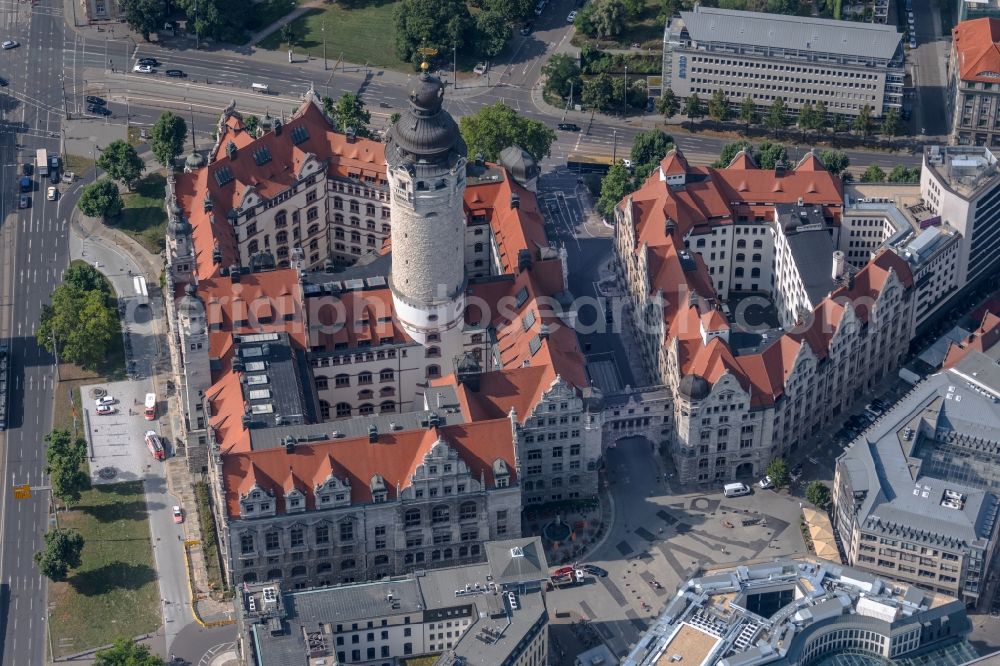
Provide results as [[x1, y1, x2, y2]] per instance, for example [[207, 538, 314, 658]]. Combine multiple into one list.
[[385, 70, 468, 369]]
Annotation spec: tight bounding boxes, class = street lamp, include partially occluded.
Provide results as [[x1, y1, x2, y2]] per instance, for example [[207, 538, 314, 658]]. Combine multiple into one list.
[[322, 22, 327, 71], [622, 65, 628, 117]]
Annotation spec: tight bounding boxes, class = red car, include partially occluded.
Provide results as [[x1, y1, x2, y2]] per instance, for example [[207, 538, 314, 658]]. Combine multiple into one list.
[[172, 506, 183, 523], [553, 566, 575, 578]]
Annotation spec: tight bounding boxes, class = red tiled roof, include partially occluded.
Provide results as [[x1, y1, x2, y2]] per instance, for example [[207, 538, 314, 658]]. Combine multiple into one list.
[[221, 419, 517, 518], [944, 311, 1000, 368], [618, 149, 909, 408], [953, 18, 1000, 83], [466, 174, 548, 273], [660, 149, 689, 175]]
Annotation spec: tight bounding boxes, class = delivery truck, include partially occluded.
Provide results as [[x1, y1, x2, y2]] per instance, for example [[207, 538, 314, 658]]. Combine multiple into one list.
[[36, 149, 48, 176]]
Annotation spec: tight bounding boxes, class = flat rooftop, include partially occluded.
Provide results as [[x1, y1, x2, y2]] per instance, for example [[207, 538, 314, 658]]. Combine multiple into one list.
[[236, 332, 313, 429], [657, 623, 720, 666], [924, 145, 1000, 198]]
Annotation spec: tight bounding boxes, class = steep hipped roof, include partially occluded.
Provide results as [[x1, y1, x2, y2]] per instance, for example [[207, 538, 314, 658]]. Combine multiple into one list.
[[617, 148, 911, 408], [944, 312, 1000, 368], [680, 6, 902, 61], [221, 419, 517, 518], [953, 18, 1000, 83]]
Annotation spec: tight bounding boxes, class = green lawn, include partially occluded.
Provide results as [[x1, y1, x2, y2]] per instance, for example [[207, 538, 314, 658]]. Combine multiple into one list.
[[257, 1, 409, 71], [49, 482, 160, 658], [112, 174, 167, 254]]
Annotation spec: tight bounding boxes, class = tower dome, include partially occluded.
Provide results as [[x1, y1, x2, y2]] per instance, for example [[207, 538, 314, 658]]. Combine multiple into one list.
[[167, 201, 192, 237], [386, 72, 465, 165]]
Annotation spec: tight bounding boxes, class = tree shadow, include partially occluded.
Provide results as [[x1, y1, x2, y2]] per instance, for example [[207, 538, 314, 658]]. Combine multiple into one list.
[[69, 562, 157, 596], [76, 500, 150, 523]]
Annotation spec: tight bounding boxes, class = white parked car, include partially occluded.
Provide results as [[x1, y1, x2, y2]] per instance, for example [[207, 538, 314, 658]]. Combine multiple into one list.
[[567, 10, 577, 22], [96, 404, 116, 415], [95, 395, 117, 407], [1, 40, 18, 50], [473, 62, 488, 76], [46, 186, 57, 201], [758, 475, 774, 489], [133, 63, 154, 73]]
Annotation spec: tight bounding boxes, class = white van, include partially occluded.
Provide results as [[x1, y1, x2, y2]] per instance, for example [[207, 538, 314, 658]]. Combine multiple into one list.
[[724, 482, 751, 497], [251, 82, 269, 94]]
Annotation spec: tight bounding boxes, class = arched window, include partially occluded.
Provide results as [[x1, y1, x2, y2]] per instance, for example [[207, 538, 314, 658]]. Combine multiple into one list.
[[306, 207, 319, 222], [276, 246, 289, 258], [751, 267, 761, 278], [307, 223, 320, 236], [696, 238, 706, 248], [276, 230, 288, 243], [243, 572, 258, 583], [336, 402, 351, 417], [426, 365, 440, 379], [359, 403, 374, 415], [432, 550, 442, 561], [443, 547, 453, 559], [274, 210, 287, 227], [736, 253, 745, 262], [334, 213, 344, 223], [351, 231, 361, 243], [379, 368, 394, 382], [358, 371, 373, 384], [459, 545, 469, 557], [569, 475, 580, 485], [265, 568, 282, 579], [291, 565, 307, 577], [381, 224, 390, 234], [459, 501, 477, 520], [405, 509, 421, 527], [736, 239, 746, 248], [317, 562, 332, 573], [319, 400, 330, 420], [315, 375, 329, 390], [358, 389, 374, 400], [366, 203, 376, 216], [335, 373, 350, 387], [404, 553, 414, 564], [367, 234, 376, 246], [753, 239, 763, 249], [380, 400, 395, 413], [374, 554, 389, 566], [432, 505, 450, 524], [752, 253, 762, 263], [350, 216, 360, 227], [474, 242, 484, 252], [379, 386, 395, 397], [735, 267, 744, 277], [333, 196, 343, 210], [415, 552, 425, 563], [426, 346, 440, 358], [248, 240, 259, 254]]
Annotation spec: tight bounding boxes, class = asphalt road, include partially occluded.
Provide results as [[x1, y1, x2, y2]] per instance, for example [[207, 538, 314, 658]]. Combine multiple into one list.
[[0, 0, 73, 662]]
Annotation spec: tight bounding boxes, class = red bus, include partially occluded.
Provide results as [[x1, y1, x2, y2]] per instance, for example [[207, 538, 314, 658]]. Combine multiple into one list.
[[145, 430, 165, 461]]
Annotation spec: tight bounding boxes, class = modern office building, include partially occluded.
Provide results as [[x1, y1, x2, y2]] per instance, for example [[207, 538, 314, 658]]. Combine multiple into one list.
[[833, 340, 1000, 607], [614, 148, 916, 484], [920, 145, 1000, 293], [662, 6, 905, 117], [236, 537, 550, 666], [949, 18, 1000, 147], [621, 557, 975, 666]]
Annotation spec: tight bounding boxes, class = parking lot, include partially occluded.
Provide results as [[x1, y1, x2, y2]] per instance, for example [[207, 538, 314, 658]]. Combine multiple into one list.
[[81, 378, 168, 484]]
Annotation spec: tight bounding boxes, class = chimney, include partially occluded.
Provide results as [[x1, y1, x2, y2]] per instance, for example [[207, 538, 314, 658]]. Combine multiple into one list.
[[230, 266, 241, 282], [436, 392, 443, 408], [274, 119, 282, 135], [539, 324, 550, 340], [666, 219, 676, 237], [475, 153, 485, 166], [368, 424, 378, 443], [346, 128, 356, 143], [797, 196, 804, 206], [226, 141, 237, 160], [212, 242, 222, 265], [775, 163, 785, 177], [510, 193, 520, 210], [517, 249, 532, 273], [832, 250, 846, 280], [284, 436, 296, 454]]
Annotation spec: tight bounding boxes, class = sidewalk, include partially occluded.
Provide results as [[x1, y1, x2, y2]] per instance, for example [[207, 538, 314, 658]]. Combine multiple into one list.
[[247, 0, 326, 46]]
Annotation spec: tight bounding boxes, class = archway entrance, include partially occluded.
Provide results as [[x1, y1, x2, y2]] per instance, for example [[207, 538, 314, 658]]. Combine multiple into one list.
[[735, 462, 754, 478]]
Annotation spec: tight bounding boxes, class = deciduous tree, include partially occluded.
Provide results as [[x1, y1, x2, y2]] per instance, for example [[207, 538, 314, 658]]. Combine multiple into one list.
[[755, 141, 787, 170], [34, 527, 84, 582], [629, 129, 673, 180], [542, 54, 582, 100], [881, 107, 900, 139], [37, 284, 120, 370], [596, 162, 633, 217], [656, 89, 679, 121], [395, 0, 472, 65], [97, 140, 145, 190], [818, 149, 849, 176], [473, 11, 512, 58], [591, 0, 628, 38], [806, 481, 832, 509], [94, 638, 165, 666], [739, 95, 757, 131], [683, 93, 704, 129], [582, 73, 615, 112], [853, 104, 874, 137], [765, 457, 789, 488], [44, 430, 90, 507], [77, 179, 124, 220], [121, 0, 166, 40], [712, 140, 753, 168], [764, 97, 788, 132], [63, 263, 111, 296], [323, 93, 374, 139], [708, 89, 730, 127], [861, 164, 886, 183], [149, 112, 188, 168], [458, 102, 556, 162]]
